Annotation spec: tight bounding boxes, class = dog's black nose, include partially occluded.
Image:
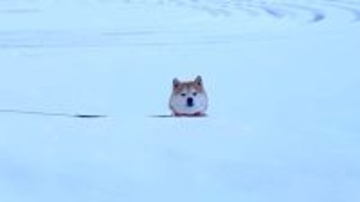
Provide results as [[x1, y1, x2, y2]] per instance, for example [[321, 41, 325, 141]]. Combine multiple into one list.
[[187, 97, 194, 107]]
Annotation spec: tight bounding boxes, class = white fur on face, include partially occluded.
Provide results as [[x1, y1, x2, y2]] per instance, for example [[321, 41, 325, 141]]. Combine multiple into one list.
[[170, 86, 208, 115]]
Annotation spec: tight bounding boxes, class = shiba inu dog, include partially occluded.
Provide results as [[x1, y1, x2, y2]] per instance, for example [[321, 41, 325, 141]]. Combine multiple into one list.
[[169, 76, 208, 117]]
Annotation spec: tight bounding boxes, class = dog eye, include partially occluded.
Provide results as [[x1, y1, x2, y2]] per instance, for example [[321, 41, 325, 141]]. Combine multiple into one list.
[[192, 92, 197, 96], [181, 93, 186, 97]]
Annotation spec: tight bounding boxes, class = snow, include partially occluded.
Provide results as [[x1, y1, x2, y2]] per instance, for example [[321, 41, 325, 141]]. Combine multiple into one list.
[[0, 0, 360, 201]]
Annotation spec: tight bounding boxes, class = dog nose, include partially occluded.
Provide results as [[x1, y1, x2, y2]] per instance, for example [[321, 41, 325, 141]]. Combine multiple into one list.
[[187, 97, 194, 107]]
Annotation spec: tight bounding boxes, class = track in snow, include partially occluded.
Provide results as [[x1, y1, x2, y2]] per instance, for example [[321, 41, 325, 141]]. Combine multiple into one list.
[[1, 0, 360, 48], [116, 0, 360, 22]]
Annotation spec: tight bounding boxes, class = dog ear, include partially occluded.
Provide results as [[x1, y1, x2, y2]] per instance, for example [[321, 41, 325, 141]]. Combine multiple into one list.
[[195, 75, 202, 86], [173, 78, 180, 88]]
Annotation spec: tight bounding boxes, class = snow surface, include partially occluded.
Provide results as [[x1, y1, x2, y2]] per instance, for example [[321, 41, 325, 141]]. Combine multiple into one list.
[[0, 0, 360, 201]]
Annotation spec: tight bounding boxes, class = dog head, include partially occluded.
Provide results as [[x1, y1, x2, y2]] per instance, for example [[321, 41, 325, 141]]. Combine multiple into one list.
[[169, 76, 208, 116]]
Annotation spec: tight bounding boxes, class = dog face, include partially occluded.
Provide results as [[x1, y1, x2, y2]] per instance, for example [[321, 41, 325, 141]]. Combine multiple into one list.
[[169, 76, 208, 116]]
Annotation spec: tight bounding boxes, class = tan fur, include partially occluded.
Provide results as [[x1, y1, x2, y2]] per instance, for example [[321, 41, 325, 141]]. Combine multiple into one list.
[[172, 82, 205, 95]]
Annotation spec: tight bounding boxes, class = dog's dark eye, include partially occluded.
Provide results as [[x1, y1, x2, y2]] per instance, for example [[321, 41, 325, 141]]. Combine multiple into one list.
[[192, 92, 197, 96], [181, 93, 186, 97]]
